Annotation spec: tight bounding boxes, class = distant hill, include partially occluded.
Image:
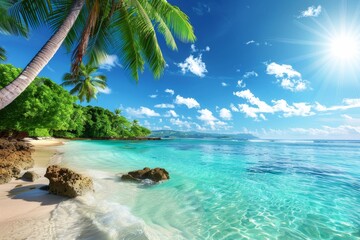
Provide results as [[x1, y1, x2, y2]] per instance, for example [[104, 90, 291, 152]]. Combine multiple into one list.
[[149, 130, 257, 140]]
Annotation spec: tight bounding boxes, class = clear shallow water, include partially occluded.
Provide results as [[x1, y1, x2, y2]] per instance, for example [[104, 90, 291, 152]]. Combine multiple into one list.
[[52, 139, 360, 239]]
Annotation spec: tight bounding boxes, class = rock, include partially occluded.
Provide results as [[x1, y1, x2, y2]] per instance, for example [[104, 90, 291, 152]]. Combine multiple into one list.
[[44, 165, 94, 198], [0, 138, 34, 184], [22, 171, 40, 182], [0, 168, 12, 184], [121, 167, 169, 182]]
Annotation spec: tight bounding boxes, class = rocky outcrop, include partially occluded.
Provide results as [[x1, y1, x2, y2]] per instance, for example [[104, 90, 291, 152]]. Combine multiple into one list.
[[44, 165, 94, 198], [22, 171, 40, 182], [121, 167, 170, 182], [0, 139, 34, 184]]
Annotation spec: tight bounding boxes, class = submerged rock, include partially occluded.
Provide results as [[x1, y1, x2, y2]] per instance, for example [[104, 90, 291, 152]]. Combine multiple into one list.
[[121, 167, 170, 182], [44, 165, 94, 198], [22, 171, 40, 182]]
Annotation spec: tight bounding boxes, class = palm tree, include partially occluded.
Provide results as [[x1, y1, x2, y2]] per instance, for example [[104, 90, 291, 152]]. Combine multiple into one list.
[[0, 47, 6, 61], [61, 62, 107, 102], [0, 0, 196, 110]]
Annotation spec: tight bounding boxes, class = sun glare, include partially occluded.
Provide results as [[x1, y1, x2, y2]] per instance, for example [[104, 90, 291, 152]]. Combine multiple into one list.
[[329, 34, 359, 61]]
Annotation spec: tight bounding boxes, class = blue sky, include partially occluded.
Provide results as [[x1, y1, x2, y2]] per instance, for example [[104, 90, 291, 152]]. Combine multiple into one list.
[[1, 0, 360, 139]]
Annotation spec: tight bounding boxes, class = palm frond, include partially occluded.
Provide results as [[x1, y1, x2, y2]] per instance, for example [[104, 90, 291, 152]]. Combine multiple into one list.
[[7, 0, 51, 30], [0, 47, 6, 61], [0, 7, 28, 37], [113, 5, 144, 80], [131, 0, 165, 78]]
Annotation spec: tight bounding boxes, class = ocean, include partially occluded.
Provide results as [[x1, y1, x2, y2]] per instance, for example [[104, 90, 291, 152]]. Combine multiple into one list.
[[50, 139, 360, 239]]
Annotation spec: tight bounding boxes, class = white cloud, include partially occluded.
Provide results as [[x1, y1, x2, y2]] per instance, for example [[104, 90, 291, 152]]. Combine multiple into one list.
[[246, 40, 255, 45], [267, 62, 301, 78], [243, 71, 258, 78], [341, 114, 353, 120], [125, 107, 160, 118], [234, 89, 314, 120], [205, 46, 210, 51], [165, 110, 179, 118], [290, 125, 360, 139], [154, 103, 175, 109], [97, 86, 111, 94], [315, 99, 360, 112], [219, 108, 232, 120], [149, 94, 157, 98], [299, 5, 322, 18], [191, 44, 197, 52], [266, 62, 309, 92], [170, 118, 192, 129], [198, 109, 217, 122], [177, 54, 207, 77], [221, 82, 229, 87], [175, 95, 200, 109], [165, 89, 174, 95], [99, 54, 122, 71], [197, 109, 228, 130], [237, 80, 246, 88], [230, 103, 239, 112]]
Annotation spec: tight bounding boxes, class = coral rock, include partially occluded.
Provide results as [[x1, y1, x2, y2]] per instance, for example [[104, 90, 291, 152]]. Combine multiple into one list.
[[44, 165, 94, 198]]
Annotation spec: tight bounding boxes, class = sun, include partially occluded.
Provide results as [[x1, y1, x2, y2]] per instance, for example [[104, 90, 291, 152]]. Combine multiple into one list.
[[329, 33, 360, 62]]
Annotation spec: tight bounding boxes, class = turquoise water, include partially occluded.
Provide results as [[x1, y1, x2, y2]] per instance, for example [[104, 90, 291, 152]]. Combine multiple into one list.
[[52, 139, 360, 239]]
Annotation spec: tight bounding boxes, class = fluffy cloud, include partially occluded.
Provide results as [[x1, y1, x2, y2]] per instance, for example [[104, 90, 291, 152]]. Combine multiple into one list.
[[230, 103, 239, 112], [221, 82, 229, 87], [177, 55, 207, 77], [197, 109, 227, 130], [315, 99, 360, 112], [99, 55, 122, 71], [237, 80, 246, 88], [125, 107, 160, 118], [299, 5, 322, 18], [154, 103, 175, 109], [219, 108, 232, 120], [175, 95, 200, 109], [290, 125, 360, 139], [165, 89, 174, 95], [190, 44, 211, 53], [165, 110, 179, 118], [266, 62, 309, 92], [234, 89, 314, 120], [149, 94, 157, 98], [243, 71, 258, 78], [170, 118, 192, 129], [97, 86, 111, 94]]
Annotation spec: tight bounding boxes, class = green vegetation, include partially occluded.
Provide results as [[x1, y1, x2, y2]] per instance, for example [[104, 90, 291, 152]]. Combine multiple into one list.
[[0, 64, 150, 138], [0, 47, 5, 61], [62, 62, 107, 102], [0, 0, 195, 110]]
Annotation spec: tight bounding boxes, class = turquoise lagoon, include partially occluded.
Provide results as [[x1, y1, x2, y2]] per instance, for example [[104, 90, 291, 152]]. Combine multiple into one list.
[[51, 139, 360, 239]]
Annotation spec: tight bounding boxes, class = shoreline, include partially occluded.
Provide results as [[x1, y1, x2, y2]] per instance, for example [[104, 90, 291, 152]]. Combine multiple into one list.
[[0, 138, 67, 239]]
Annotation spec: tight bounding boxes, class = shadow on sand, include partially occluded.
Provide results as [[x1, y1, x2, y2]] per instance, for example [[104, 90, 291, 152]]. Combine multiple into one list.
[[8, 184, 67, 205]]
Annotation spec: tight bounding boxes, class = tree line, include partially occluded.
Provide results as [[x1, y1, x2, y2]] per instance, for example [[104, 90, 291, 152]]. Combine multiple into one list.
[[0, 64, 150, 138]]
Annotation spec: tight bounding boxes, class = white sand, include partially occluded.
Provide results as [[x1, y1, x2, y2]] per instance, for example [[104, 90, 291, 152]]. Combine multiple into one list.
[[0, 138, 67, 240]]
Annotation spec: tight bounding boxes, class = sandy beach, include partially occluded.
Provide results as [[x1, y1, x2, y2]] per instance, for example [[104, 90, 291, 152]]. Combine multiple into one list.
[[0, 138, 67, 240]]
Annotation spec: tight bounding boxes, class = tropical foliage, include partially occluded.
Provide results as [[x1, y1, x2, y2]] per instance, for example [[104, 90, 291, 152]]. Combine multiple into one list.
[[0, 47, 5, 61], [0, 64, 150, 138], [62, 62, 107, 102], [0, 0, 195, 110]]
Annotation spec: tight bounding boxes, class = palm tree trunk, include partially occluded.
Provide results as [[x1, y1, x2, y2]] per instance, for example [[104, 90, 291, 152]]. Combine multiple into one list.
[[0, 0, 85, 110]]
